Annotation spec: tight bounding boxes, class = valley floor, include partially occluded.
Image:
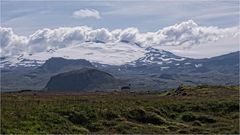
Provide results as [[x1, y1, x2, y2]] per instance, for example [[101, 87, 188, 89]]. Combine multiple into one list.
[[1, 85, 239, 134]]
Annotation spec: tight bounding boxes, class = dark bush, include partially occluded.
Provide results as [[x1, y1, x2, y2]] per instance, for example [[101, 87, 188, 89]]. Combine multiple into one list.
[[190, 127, 201, 133], [127, 108, 165, 125], [68, 112, 89, 125], [176, 85, 185, 91], [102, 120, 117, 126], [145, 113, 166, 125], [127, 108, 146, 121], [104, 111, 120, 120], [176, 85, 191, 92], [178, 130, 188, 134], [197, 115, 216, 123], [168, 126, 178, 131], [115, 124, 131, 134], [181, 113, 196, 122], [87, 123, 104, 132], [182, 92, 187, 96], [71, 126, 89, 133], [227, 104, 239, 112], [169, 114, 176, 119], [192, 121, 202, 126]]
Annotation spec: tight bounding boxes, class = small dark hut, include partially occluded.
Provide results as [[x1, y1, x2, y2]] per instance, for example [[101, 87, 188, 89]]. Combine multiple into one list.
[[121, 84, 131, 91]]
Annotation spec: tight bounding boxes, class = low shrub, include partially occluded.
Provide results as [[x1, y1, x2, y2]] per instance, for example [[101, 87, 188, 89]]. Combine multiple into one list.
[[115, 123, 131, 134], [227, 104, 239, 112], [127, 108, 166, 125], [145, 113, 166, 125], [68, 112, 89, 125], [87, 122, 104, 132], [71, 125, 89, 133], [181, 113, 196, 122], [192, 121, 202, 126], [197, 115, 216, 123], [127, 108, 146, 121], [104, 111, 120, 120], [178, 129, 188, 134]]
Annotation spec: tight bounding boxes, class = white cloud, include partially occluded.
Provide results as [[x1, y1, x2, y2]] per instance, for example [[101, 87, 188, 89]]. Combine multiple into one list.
[[73, 9, 101, 19], [0, 27, 28, 56], [119, 28, 139, 43], [0, 20, 239, 58], [88, 28, 112, 43], [159, 35, 239, 59], [28, 26, 92, 53]]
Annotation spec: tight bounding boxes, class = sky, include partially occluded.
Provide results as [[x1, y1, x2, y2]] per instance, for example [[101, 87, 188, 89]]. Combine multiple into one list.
[[0, 0, 239, 64], [2, 0, 239, 35]]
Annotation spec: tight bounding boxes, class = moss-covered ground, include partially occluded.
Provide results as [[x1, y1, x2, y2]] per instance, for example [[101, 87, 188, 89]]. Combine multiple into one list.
[[1, 85, 239, 134]]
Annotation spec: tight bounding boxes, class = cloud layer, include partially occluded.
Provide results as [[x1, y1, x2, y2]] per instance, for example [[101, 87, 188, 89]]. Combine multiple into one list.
[[73, 9, 101, 19], [1, 20, 239, 57]]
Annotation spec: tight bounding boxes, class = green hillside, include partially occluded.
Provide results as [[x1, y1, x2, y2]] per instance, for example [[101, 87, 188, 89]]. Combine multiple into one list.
[[1, 85, 239, 134]]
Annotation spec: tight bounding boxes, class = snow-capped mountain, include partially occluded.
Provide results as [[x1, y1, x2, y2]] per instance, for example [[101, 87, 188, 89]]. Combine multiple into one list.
[[128, 47, 186, 66], [0, 42, 238, 74], [0, 42, 145, 68], [1, 47, 239, 91], [0, 47, 187, 69], [0, 56, 44, 69]]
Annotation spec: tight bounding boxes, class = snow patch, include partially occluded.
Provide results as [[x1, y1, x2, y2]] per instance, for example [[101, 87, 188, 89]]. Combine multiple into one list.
[[195, 63, 203, 68], [161, 66, 170, 71]]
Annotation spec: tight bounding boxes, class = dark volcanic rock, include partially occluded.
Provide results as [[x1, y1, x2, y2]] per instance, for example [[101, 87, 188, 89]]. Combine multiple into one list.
[[38, 57, 93, 73], [45, 68, 118, 91]]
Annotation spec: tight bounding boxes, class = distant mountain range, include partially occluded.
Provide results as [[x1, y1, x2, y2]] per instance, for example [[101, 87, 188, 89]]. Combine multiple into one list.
[[96, 47, 239, 75], [1, 47, 239, 91]]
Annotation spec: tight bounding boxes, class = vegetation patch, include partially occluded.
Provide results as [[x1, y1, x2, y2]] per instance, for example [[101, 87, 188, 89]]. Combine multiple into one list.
[[1, 85, 239, 134], [127, 108, 166, 125]]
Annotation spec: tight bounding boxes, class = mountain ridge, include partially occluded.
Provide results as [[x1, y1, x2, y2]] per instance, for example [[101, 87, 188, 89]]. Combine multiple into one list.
[[1, 48, 239, 91], [1, 43, 238, 69]]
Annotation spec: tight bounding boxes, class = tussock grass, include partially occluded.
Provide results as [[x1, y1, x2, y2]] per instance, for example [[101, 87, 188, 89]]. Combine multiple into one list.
[[1, 85, 239, 134]]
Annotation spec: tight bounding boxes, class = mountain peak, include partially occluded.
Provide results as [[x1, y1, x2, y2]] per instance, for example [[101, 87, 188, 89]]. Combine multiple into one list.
[[145, 47, 163, 52], [130, 47, 186, 66]]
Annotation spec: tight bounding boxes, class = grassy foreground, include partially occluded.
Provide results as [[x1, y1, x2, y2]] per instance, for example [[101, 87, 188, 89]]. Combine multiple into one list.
[[1, 85, 239, 134]]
